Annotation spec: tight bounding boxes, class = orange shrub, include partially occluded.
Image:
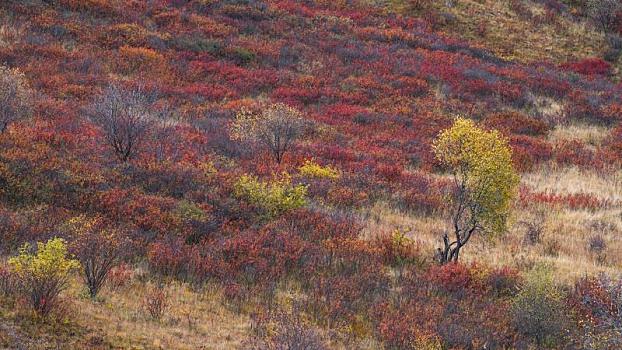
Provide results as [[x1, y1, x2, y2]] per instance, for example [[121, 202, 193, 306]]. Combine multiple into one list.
[[117, 46, 165, 75]]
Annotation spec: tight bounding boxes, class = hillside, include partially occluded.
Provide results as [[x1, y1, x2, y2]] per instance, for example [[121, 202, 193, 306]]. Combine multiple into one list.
[[0, 0, 621, 349], [383, 0, 610, 64]]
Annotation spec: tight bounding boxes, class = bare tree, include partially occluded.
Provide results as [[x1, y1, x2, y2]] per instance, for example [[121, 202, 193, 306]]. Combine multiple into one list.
[[66, 217, 130, 298], [588, 0, 622, 33], [231, 103, 308, 164], [89, 84, 167, 162], [0, 65, 32, 133]]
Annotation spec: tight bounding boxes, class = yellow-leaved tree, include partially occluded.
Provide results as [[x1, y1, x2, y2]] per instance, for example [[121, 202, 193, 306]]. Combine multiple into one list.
[[433, 117, 519, 264]]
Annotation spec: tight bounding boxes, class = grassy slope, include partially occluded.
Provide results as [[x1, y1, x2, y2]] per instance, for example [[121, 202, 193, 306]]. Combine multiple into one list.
[[0, 276, 250, 349], [382, 0, 607, 64]]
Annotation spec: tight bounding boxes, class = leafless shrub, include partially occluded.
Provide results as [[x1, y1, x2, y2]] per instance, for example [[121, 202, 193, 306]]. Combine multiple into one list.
[[0, 263, 17, 297], [588, 0, 622, 33], [509, 0, 533, 20], [244, 308, 328, 350], [0, 18, 27, 48], [543, 238, 560, 257], [143, 285, 168, 321], [607, 33, 622, 50], [588, 235, 607, 264], [231, 103, 309, 164], [88, 83, 169, 162], [0, 65, 32, 133], [520, 215, 546, 246], [586, 219, 618, 235], [107, 263, 133, 291], [67, 221, 130, 298]]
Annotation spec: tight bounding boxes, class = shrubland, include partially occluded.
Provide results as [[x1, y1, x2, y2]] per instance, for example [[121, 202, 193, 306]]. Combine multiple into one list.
[[0, 0, 620, 348]]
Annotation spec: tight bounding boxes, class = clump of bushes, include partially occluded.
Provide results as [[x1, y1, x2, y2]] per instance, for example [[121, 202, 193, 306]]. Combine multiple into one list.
[[234, 173, 307, 218], [588, 234, 607, 264], [560, 58, 612, 76]]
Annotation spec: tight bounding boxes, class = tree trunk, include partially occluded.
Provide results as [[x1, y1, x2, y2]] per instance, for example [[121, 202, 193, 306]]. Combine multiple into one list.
[[436, 232, 464, 265]]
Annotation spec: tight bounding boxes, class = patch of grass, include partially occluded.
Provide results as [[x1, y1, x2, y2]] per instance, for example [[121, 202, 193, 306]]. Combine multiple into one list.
[[381, 0, 607, 64]]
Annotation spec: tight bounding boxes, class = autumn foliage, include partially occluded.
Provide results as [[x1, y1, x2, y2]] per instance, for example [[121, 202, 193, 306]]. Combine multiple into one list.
[[0, 0, 619, 347]]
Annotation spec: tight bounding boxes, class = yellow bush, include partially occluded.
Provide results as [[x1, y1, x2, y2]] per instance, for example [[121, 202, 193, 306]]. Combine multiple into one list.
[[234, 173, 307, 217], [9, 237, 80, 315], [298, 160, 340, 179]]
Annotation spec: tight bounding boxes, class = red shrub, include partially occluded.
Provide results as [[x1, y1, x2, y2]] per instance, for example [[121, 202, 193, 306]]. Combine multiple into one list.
[[569, 276, 619, 324], [306, 238, 389, 325], [509, 135, 553, 171], [601, 103, 622, 125], [107, 263, 133, 291], [487, 267, 521, 297], [521, 189, 609, 210], [373, 301, 440, 350], [267, 209, 362, 242], [394, 76, 429, 97], [567, 276, 622, 348], [561, 58, 612, 77], [554, 139, 595, 168], [484, 111, 549, 136], [426, 263, 476, 294], [375, 163, 404, 182]]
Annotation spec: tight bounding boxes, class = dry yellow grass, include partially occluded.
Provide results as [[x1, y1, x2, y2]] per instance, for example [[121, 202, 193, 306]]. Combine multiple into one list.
[[438, 0, 606, 63], [376, 0, 606, 64], [0, 272, 252, 349], [523, 165, 622, 204], [364, 164, 622, 283], [70, 276, 251, 350], [548, 123, 611, 149]]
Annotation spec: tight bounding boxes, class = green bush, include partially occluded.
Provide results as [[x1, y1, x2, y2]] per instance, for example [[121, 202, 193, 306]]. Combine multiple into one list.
[[231, 47, 256, 65], [511, 264, 570, 347], [170, 35, 223, 54], [174, 200, 207, 223]]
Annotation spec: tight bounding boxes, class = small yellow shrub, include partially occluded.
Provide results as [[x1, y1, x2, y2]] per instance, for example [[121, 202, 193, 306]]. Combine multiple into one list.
[[298, 160, 340, 179], [234, 173, 307, 217], [9, 238, 80, 315]]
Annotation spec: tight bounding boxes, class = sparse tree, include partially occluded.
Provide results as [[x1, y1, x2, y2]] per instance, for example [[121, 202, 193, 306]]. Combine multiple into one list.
[[433, 118, 519, 264], [63, 216, 129, 298], [588, 0, 622, 33], [231, 103, 307, 164], [89, 84, 166, 162], [0, 65, 32, 133]]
